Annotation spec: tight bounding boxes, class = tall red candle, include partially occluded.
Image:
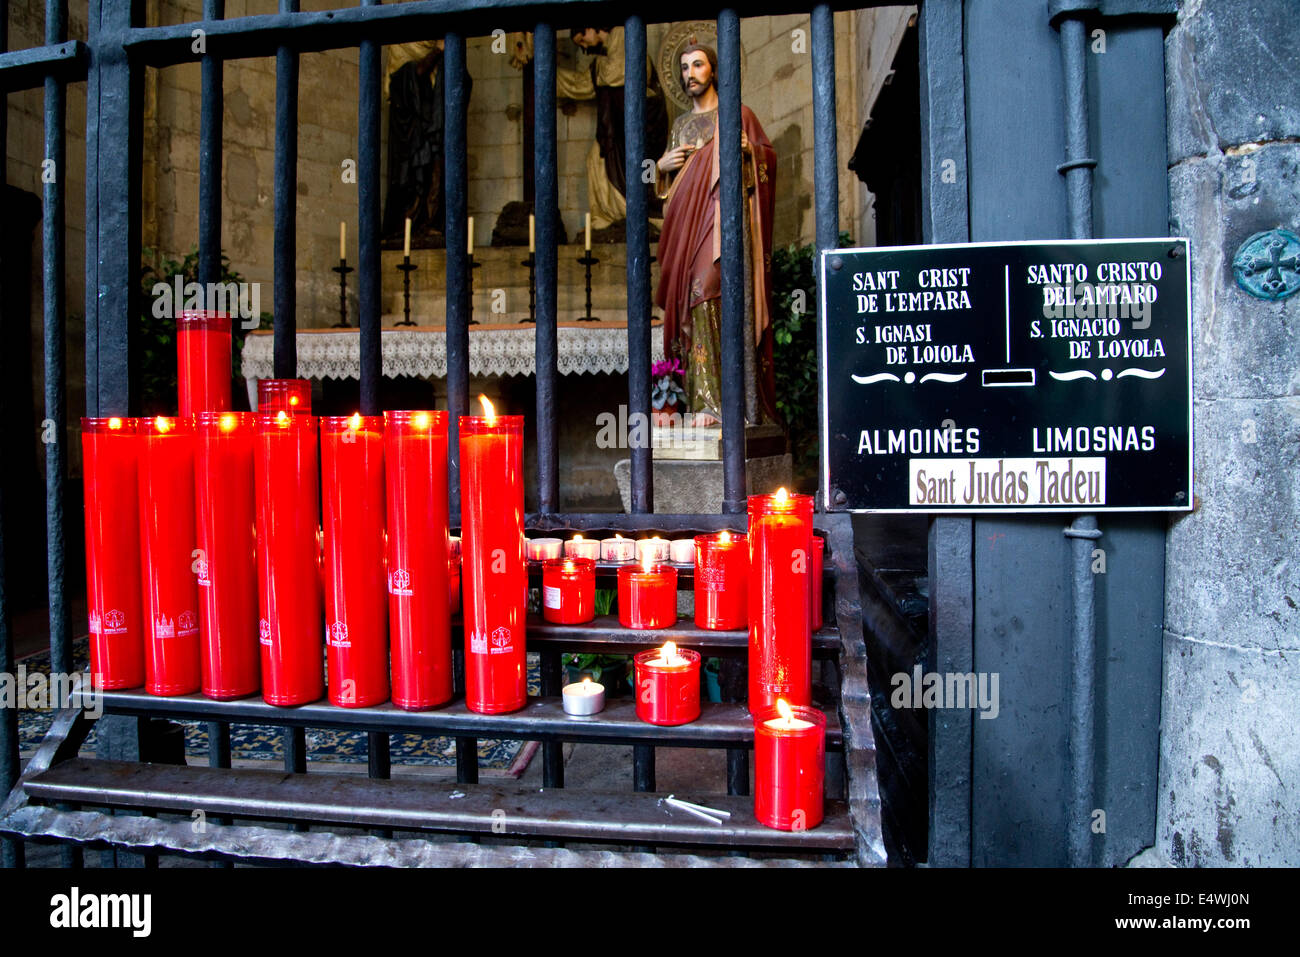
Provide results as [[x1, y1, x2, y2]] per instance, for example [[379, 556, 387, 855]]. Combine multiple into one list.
[[459, 399, 527, 714], [617, 561, 678, 629], [194, 412, 260, 699], [321, 415, 389, 708], [747, 489, 813, 710], [255, 411, 324, 706], [809, 535, 825, 631], [258, 378, 312, 415], [384, 410, 452, 711], [81, 416, 146, 690], [753, 700, 825, 831], [542, 558, 595, 624], [177, 310, 231, 415], [634, 643, 701, 726], [138, 416, 202, 696], [694, 531, 748, 630]]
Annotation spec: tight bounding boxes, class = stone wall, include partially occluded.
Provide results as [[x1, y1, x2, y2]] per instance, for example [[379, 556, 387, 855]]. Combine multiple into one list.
[[1159, 0, 1300, 866]]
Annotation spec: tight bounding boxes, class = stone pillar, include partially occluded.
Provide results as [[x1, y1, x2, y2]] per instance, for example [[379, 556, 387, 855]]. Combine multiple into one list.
[[1158, 0, 1299, 866]]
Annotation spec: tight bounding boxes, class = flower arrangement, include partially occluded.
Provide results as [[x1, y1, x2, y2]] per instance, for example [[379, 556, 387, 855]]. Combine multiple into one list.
[[651, 358, 686, 411]]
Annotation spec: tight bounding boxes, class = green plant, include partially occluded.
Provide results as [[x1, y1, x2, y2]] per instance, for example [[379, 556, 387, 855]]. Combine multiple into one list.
[[564, 653, 629, 686], [137, 247, 271, 414], [771, 233, 850, 490]]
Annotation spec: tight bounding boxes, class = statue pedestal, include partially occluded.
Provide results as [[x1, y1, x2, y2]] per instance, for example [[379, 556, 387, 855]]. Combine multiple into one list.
[[614, 424, 792, 513]]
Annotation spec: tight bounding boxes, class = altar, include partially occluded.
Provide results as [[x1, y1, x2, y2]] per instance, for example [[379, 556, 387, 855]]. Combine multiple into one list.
[[240, 320, 664, 400]]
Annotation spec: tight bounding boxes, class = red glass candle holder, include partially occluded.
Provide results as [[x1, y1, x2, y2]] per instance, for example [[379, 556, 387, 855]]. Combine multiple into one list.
[[138, 416, 202, 696], [753, 703, 826, 831], [634, 645, 701, 726], [255, 411, 324, 706], [747, 491, 814, 710], [258, 378, 312, 415], [810, 535, 825, 632], [81, 416, 145, 690], [321, 415, 389, 708], [384, 410, 452, 711], [459, 409, 527, 714], [694, 531, 748, 630], [617, 563, 678, 629], [194, 412, 260, 699], [542, 558, 595, 624], [177, 311, 231, 415]]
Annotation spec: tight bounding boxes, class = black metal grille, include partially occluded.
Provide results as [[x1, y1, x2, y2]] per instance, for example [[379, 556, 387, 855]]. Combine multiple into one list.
[[1, 0, 882, 867]]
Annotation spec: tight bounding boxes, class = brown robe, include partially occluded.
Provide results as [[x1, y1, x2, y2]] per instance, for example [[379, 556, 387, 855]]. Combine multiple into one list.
[[654, 105, 778, 422]]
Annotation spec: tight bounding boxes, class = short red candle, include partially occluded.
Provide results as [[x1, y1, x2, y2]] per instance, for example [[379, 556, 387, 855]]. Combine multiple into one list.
[[617, 562, 678, 629], [254, 411, 324, 706], [138, 416, 202, 696], [81, 416, 145, 690], [747, 490, 814, 710], [542, 558, 595, 624], [753, 701, 826, 831], [810, 535, 825, 632], [459, 405, 527, 714], [177, 311, 231, 415], [258, 378, 312, 415], [384, 410, 452, 711], [694, 531, 748, 630], [634, 644, 701, 726], [194, 412, 260, 699], [321, 415, 389, 708]]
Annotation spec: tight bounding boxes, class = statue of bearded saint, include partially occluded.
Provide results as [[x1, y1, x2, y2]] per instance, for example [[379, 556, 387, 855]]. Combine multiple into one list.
[[652, 42, 778, 428]]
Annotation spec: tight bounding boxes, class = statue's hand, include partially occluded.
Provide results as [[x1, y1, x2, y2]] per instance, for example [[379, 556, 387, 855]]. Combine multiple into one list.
[[657, 145, 692, 174], [741, 129, 751, 152]]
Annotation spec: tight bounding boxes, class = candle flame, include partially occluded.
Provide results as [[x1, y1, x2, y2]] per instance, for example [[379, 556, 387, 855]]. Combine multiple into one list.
[[776, 698, 794, 723], [275, 410, 289, 425], [614, 532, 623, 540], [413, 411, 431, 430], [108, 417, 123, 430], [573, 533, 583, 542], [289, 394, 300, 406], [479, 394, 496, 424], [775, 487, 789, 503], [582, 677, 592, 687], [719, 529, 731, 544], [641, 551, 654, 573], [349, 412, 362, 431], [153, 416, 172, 434], [219, 413, 238, 432], [661, 640, 677, 663]]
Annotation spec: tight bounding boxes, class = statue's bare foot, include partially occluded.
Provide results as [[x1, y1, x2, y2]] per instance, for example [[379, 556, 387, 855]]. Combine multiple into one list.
[[691, 413, 719, 428]]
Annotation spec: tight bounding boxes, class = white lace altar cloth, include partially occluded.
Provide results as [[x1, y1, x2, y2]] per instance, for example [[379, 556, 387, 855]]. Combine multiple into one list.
[[240, 322, 664, 382]]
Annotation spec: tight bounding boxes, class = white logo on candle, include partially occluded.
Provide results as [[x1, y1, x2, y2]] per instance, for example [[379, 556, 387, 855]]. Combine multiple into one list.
[[91, 609, 129, 635], [258, 618, 272, 645], [154, 615, 176, 638], [489, 626, 513, 655], [177, 611, 199, 636], [195, 558, 211, 586], [388, 568, 413, 596], [328, 621, 351, 647], [470, 631, 488, 654]]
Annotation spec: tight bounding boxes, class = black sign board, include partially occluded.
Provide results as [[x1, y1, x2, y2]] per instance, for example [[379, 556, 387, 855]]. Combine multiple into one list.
[[819, 238, 1191, 513]]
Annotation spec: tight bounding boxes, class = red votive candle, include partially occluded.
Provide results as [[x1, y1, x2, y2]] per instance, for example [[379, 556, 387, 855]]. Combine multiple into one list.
[[542, 558, 595, 624], [618, 560, 678, 629], [177, 310, 231, 415], [81, 416, 146, 690], [695, 531, 748, 630], [321, 415, 389, 708], [255, 411, 324, 706], [138, 416, 202, 696], [634, 642, 701, 726], [384, 410, 452, 711], [194, 412, 260, 699], [258, 378, 312, 415], [459, 399, 527, 714], [754, 700, 826, 831], [748, 489, 814, 710], [810, 535, 825, 632]]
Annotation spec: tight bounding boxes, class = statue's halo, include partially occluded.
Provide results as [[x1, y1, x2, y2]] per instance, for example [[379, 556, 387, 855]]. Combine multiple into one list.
[[657, 20, 748, 116]]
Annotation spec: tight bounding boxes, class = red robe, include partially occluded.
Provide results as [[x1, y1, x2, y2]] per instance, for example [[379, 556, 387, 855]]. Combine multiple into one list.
[[654, 105, 778, 420]]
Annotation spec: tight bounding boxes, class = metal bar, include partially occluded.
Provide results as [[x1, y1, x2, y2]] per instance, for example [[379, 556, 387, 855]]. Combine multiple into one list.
[[1053, 1, 1100, 868], [533, 23, 558, 515], [623, 15, 653, 513], [198, 0, 224, 286], [540, 653, 563, 788], [810, 4, 837, 511], [633, 744, 655, 792], [206, 720, 232, 866], [357, 0, 382, 416], [716, 9, 746, 513], [0, 41, 85, 92], [367, 731, 392, 839], [283, 726, 306, 773], [444, 32, 468, 523], [272, 0, 299, 378], [0, 424, 21, 868], [727, 749, 749, 796]]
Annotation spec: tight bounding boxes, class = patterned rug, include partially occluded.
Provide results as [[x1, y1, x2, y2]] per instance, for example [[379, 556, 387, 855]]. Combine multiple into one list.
[[15, 636, 538, 775]]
